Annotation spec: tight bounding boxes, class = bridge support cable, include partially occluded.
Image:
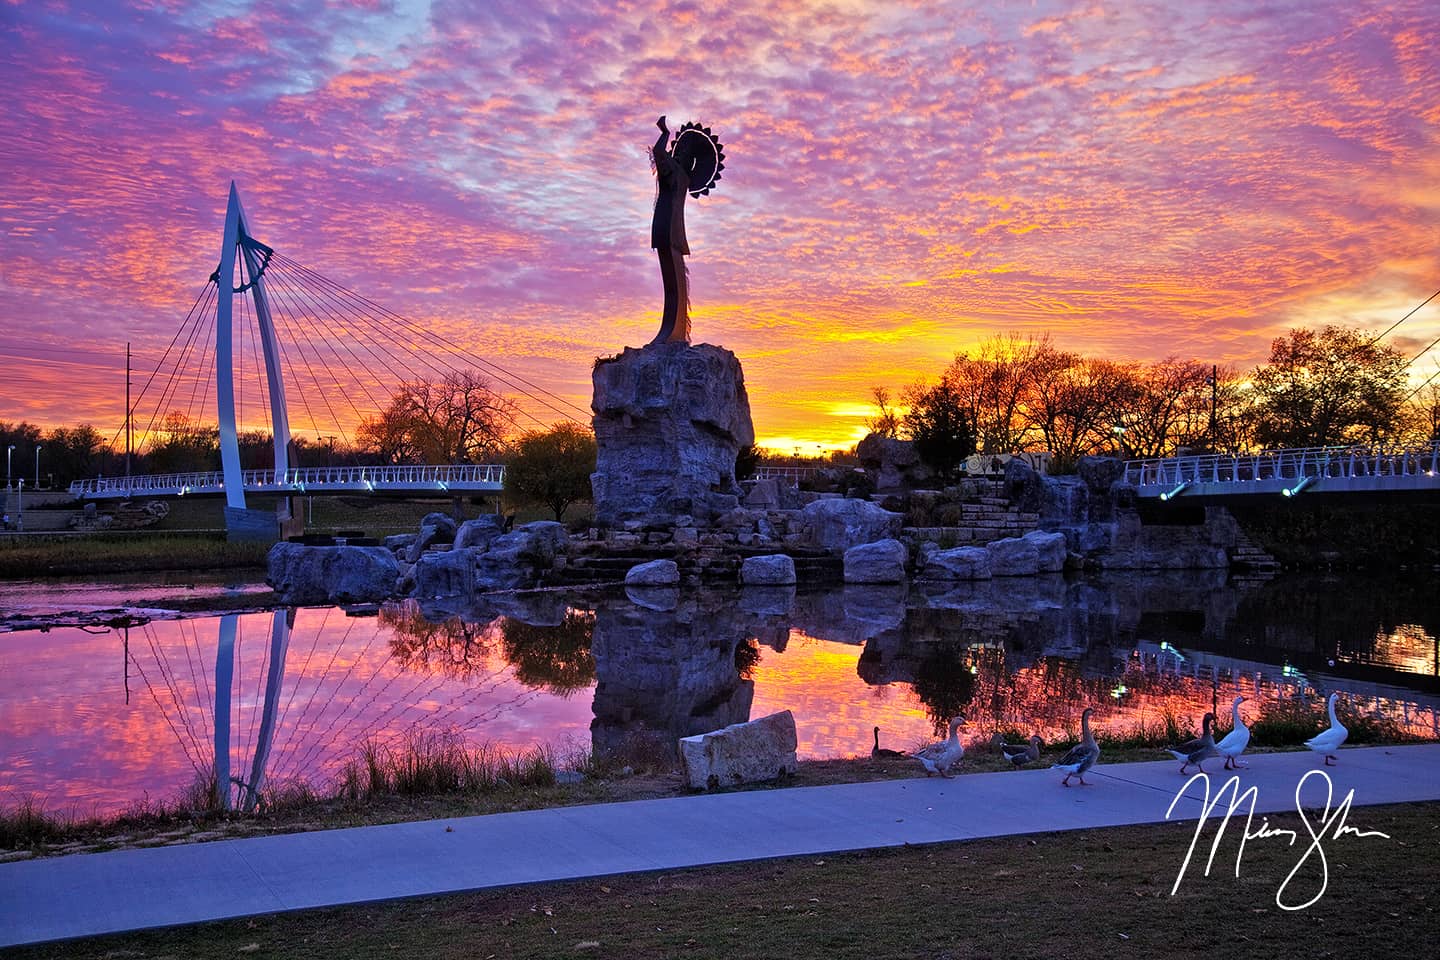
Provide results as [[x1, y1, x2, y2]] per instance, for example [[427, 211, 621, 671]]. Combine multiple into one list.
[[257, 264, 374, 449], [265, 254, 545, 431], [262, 262, 404, 423], [270, 252, 593, 425], [1367, 287, 1440, 346], [129, 281, 218, 461], [109, 280, 216, 457]]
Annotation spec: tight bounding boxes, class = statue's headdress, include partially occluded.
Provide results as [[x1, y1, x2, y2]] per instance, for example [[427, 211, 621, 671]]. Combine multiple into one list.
[[672, 122, 725, 198]]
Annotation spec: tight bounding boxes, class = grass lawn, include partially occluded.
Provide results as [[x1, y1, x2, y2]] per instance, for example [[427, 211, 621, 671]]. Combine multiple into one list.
[[9, 800, 1437, 960]]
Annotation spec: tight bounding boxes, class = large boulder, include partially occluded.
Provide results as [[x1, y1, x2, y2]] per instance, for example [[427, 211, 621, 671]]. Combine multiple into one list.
[[855, 433, 934, 492], [406, 511, 459, 563], [843, 538, 908, 583], [454, 514, 508, 550], [800, 498, 903, 552], [471, 521, 570, 591], [412, 547, 482, 598], [267, 542, 399, 604], [922, 545, 993, 580], [739, 554, 797, 586], [986, 536, 1040, 576], [679, 710, 798, 790], [591, 342, 755, 526], [625, 559, 681, 586], [1023, 530, 1068, 572]]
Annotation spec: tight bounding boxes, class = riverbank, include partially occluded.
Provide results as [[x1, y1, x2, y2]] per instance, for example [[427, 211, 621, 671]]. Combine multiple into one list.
[[0, 534, 271, 578], [3, 712, 1420, 861]]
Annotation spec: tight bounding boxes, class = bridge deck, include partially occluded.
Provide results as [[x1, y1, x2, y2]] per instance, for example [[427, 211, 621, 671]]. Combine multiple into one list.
[[69, 465, 506, 500], [1125, 444, 1440, 500]]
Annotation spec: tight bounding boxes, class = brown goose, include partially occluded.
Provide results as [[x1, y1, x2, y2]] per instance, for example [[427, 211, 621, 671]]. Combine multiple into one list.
[[1165, 713, 1219, 774]]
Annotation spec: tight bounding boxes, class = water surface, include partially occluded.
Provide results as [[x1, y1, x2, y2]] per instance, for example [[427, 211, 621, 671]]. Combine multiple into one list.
[[2, 571, 1436, 817]]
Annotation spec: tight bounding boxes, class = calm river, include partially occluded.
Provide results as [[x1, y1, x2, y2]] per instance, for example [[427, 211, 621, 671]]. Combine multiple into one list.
[[2, 570, 1437, 817]]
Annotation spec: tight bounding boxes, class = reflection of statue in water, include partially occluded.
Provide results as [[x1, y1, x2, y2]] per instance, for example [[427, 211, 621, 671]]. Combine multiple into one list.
[[650, 115, 725, 345]]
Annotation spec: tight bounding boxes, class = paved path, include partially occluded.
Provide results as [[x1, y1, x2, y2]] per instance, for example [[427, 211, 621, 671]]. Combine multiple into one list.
[[4, 745, 1439, 947]]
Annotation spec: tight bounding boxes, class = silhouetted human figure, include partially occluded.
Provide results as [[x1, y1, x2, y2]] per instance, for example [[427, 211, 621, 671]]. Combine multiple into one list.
[[651, 116, 692, 345]]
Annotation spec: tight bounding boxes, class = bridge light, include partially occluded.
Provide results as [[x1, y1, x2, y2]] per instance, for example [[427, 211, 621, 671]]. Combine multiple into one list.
[[364, 479, 375, 492], [1159, 481, 1190, 501], [1281, 477, 1315, 497]]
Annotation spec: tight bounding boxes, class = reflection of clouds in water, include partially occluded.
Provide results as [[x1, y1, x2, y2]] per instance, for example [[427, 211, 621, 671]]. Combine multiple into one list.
[[7, 572, 1440, 813]]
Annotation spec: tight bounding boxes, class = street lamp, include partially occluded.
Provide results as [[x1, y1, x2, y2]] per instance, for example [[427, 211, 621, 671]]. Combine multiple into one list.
[[34, 445, 42, 489], [5, 445, 13, 489]]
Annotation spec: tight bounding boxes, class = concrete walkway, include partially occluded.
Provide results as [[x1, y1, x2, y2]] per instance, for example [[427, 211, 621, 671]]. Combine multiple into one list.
[[4, 744, 1439, 947]]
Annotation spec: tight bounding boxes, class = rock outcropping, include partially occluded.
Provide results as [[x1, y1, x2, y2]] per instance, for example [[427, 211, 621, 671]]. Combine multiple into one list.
[[591, 342, 754, 527], [267, 543, 399, 605]]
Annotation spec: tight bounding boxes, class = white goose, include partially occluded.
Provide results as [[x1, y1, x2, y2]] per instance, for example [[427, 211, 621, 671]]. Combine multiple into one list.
[[1304, 692, 1348, 765], [1215, 695, 1250, 770], [1052, 707, 1100, 786], [914, 715, 966, 778]]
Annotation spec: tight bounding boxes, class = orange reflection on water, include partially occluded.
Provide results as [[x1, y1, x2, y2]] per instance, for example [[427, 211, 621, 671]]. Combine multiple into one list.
[[748, 630, 934, 759]]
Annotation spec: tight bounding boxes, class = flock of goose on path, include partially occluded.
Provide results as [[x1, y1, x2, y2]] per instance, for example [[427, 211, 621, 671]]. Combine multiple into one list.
[[873, 692, 1351, 784]]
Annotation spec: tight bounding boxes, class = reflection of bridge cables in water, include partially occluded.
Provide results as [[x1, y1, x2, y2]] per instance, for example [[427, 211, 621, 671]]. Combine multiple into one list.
[[264, 616, 383, 785], [140, 621, 210, 762], [128, 632, 205, 773]]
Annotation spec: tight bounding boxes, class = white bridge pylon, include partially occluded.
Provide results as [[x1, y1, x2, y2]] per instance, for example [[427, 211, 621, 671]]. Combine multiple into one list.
[[215, 182, 290, 516]]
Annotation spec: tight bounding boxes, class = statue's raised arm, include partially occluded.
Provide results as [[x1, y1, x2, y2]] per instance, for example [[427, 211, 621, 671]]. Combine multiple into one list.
[[649, 117, 725, 345]]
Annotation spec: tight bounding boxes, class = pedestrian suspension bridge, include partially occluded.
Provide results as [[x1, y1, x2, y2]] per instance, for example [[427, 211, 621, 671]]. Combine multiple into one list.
[[72, 184, 591, 535]]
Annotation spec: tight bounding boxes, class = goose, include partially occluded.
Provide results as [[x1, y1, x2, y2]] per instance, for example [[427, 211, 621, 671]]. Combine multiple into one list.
[[1215, 696, 1250, 770], [1001, 735, 1043, 767], [1164, 713, 1219, 774], [871, 725, 908, 759], [1052, 708, 1100, 786], [914, 715, 966, 778], [1304, 692, 1348, 765]]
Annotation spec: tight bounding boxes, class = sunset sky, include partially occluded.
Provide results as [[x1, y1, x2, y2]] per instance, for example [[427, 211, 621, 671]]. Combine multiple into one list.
[[2, 0, 1438, 451]]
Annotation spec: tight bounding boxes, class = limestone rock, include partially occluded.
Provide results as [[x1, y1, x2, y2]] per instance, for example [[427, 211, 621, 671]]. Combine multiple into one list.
[[800, 498, 903, 552], [413, 547, 482, 598], [986, 536, 1040, 577], [454, 514, 508, 550], [743, 478, 781, 510], [739, 554, 797, 586], [407, 511, 458, 562], [384, 533, 416, 554], [471, 521, 569, 591], [679, 710, 798, 790], [625, 559, 680, 586], [843, 538, 908, 583], [856, 433, 934, 492], [267, 543, 399, 605], [591, 342, 755, 526], [1023, 530, 1068, 573], [922, 545, 993, 580]]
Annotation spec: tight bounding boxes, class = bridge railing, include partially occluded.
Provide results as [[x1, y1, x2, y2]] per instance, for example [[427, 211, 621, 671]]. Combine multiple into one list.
[[754, 466, 820, 483], [70, 464, 507, 498], [1123, 444, 1440, 489]]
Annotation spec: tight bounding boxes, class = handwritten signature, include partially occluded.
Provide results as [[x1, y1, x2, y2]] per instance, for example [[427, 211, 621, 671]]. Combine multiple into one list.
[[1165, 769, 1391, 910]]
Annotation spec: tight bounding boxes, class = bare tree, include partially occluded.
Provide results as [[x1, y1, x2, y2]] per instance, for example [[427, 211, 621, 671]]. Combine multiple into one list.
[[1028, 357, 1139, 470], [358, 372, 516, 464], [866, 386, 901, 438], [943, 333, 1060, 454]]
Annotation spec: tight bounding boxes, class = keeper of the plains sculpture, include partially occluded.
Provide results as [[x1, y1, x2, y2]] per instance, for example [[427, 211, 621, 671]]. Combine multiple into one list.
[[650, 115, 725, 345]]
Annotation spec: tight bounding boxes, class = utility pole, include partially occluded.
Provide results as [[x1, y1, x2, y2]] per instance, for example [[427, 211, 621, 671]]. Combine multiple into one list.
[[125, 342, 132, 488]]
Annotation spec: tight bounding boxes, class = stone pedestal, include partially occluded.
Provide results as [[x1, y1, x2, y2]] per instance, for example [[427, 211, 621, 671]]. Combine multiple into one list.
[[591, 342, 754, 527]]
